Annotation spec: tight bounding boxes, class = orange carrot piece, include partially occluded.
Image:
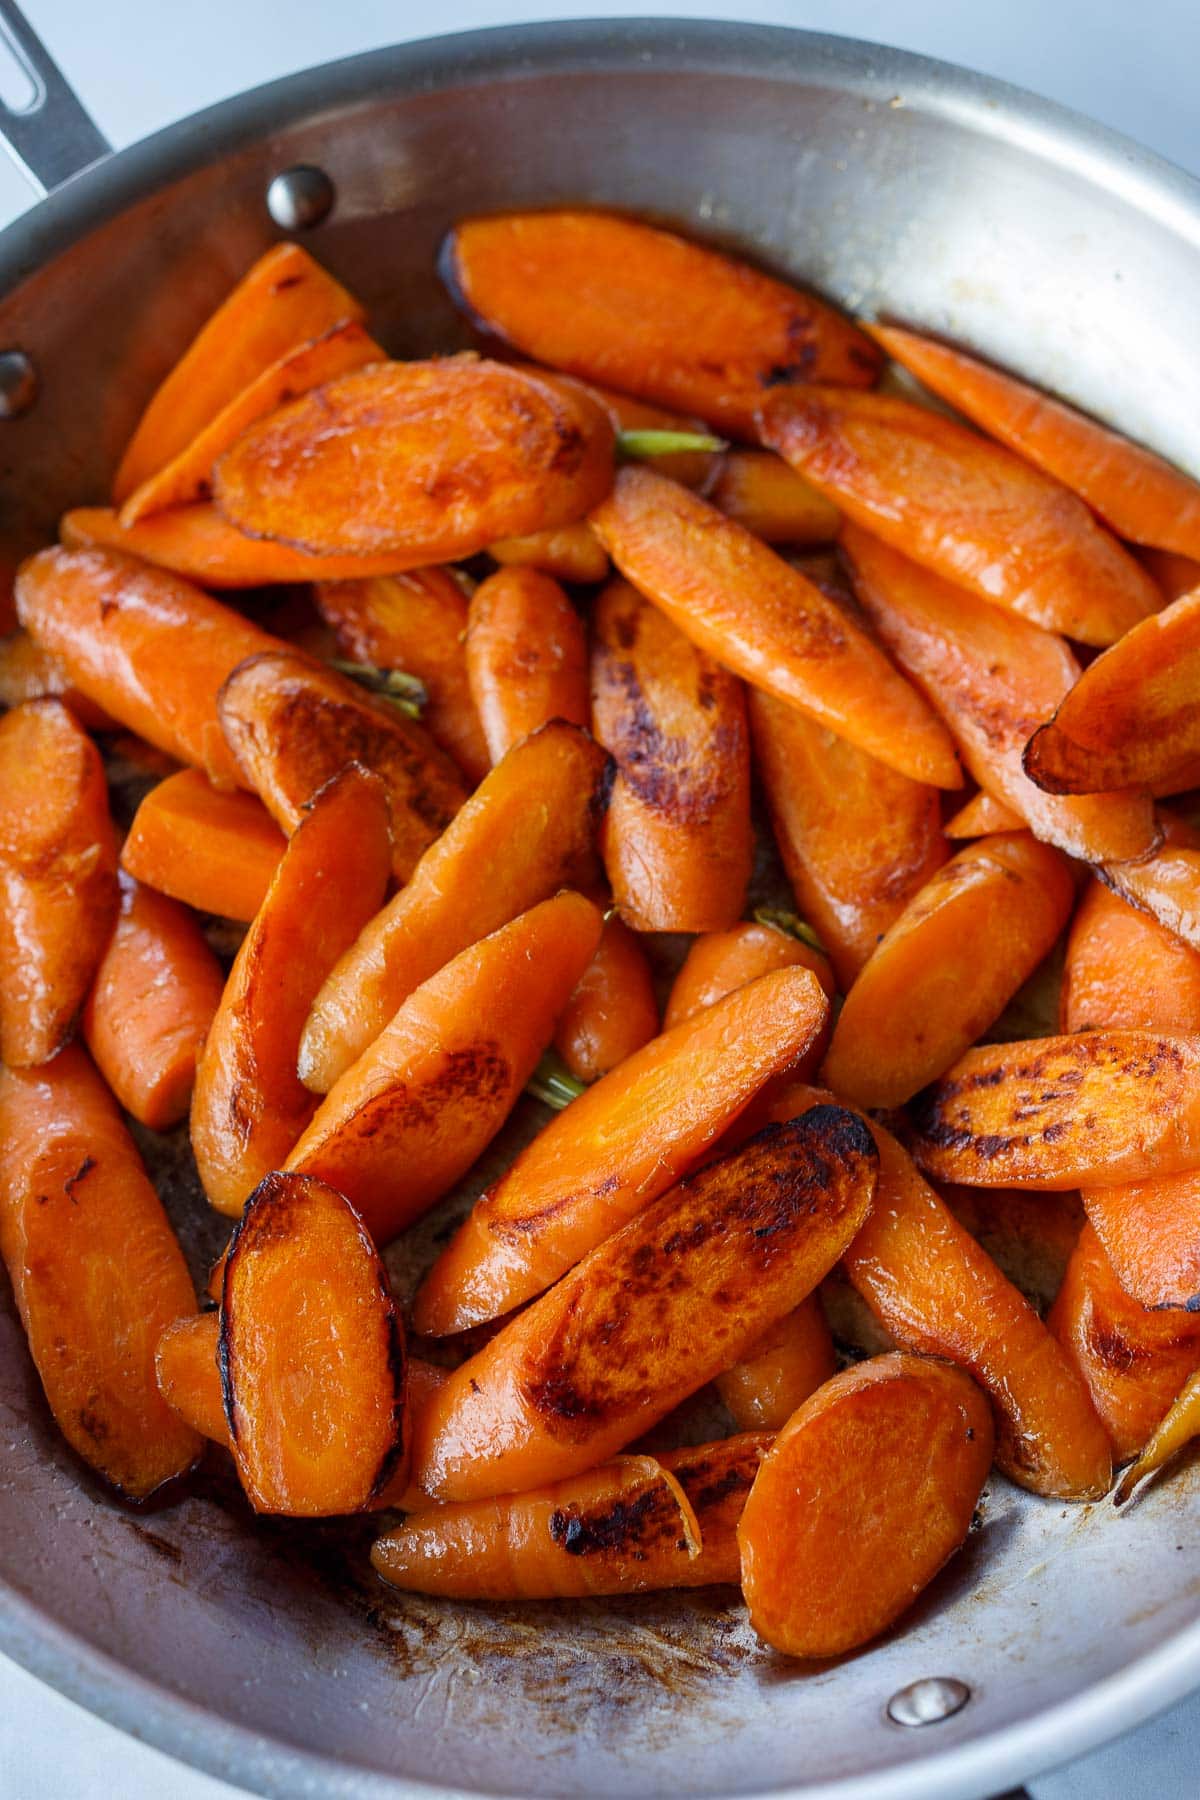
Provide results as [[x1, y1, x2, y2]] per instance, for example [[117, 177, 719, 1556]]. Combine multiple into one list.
[[489, 521, 610, 584], [716, 1299, 835, 1433], [1114, 1367, 1200, 1505], [940, 1184, 1084, 1313], [1099, 808, 1200, 948], [945, 791, 1025, 838], [553, 915, 659, 1084], [591, 468, 960, 788], [0, 1045, 201, 1497], [1140, 547, 1200, 604], [466, 566, 589, 764], [156, 1313, 229, 1446], [591, 576, 753, 930], [413, 964, 831, 1337], [665, 920, 835, 1030], [121, 768, 285, 922], [0, 629, 116, 730], [708, 449, 840, 543]]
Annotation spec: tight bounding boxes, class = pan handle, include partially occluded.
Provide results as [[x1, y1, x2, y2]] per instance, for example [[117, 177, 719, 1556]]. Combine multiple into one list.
[[0, 0, 109, 196]]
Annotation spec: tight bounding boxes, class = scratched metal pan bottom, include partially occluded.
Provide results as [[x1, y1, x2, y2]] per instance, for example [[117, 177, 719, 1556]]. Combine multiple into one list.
[[1, 18, 1200, 1800]]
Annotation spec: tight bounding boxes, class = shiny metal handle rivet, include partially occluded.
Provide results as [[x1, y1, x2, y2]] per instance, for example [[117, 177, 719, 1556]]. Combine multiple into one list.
[[266, 165, 335, 231], [0, 347, 36, 416], [886, 1676, 971, 1727]]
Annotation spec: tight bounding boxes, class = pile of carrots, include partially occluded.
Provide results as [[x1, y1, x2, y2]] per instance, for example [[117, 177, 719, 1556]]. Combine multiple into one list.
[[4, 209, 1200, 1661]]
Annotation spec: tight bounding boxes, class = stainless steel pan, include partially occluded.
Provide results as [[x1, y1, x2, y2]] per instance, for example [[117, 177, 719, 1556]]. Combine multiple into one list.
[[0, 10, 1198, 1799]]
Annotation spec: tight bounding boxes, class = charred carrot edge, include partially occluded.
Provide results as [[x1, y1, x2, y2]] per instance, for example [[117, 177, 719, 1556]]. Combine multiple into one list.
[[121, 768, 285, 924], [715, 1299, 836, 1433], [944, 791, 1025, 838], [466, 566, 590, 766], [553, 914, 660, 1085]]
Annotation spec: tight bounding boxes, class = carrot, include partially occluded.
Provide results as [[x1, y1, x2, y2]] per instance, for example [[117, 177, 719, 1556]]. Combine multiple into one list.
[[580, 380, 721, 487], [591, 576, 753, 930], [0, 1045, 201, 1497], [16, 545, 278, 787], [665, 919, 835, 1030], [762, 388, 1160, 646], [81, 873, 224, 1130], [489, 521, 610, 585], [316, 572, 489, 784], [590, 468, 960, 789], [0, 629, 116, 730], [217, 650, 466, 882], [945, 791, 1025, 838], [466, 567, 589, 764], [869, 323, 1200, 559], [298, 720, 607, 1092], [220, 1171, 406, 1516], [748, 688, 948, 988], [121, 768, 284, 922], [442, 211, 880, 436], [156, 1313, 229, 1446], [0, 699, 118, 1067], [1139, 547, 1200, 604], [285, 893, 603, 1243], [372, 1433, 771, 1598], [821, 833, 1074, 1108], [708, 449, 840, 543], [410, 1106, 876, 1502], [191, 765, 392, 1217], [716, 1300, 835, 1433], [413, 964, 831, 1337], [842, 525, 1158, 865], [1114, 1368, 1200, 1505], [1099, 808, 1200, 949], [940, 1186, 1085, 1315], [738, 1353, 993, 1658], [553, 914, 659, 1084]]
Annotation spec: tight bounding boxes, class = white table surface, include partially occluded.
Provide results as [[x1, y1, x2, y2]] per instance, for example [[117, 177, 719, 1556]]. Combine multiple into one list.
[[1, 2, 1198, 1795]]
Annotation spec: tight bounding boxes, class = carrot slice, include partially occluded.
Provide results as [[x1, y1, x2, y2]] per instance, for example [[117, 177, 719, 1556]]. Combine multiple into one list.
[[191, 765, 392, 1217], [0, 1045, 201, 1497], [411, 1106, 876, 1502], [553, 915, 659, 1084], [442, 211, 880, 436], [716, 1300, 836, 1434], [842, 525, 1158, 864], [762, 387, 1160, 646], [466, 566, 589, 764], [156, 1313, 229, 1447], [413, 964, 831, 1337], [945, 791, 1025, 838], [708, 449, 840, 543], [591, 576, 753, 930], [0, 629, 116, 730], [489, 521, 610, 585], [590, 468, 960, 788], [738, 1353, 993, 1658], [666, 920, 835, 1030], [1099, 808, 1200, 949], [121, 768, 285, 923]]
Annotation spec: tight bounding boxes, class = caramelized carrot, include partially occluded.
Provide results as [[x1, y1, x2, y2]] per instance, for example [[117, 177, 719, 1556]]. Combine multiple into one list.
[[0, 629, 116, 730], [466, 567, 589, 763], [665, 920, 835, 1029], [716, 1300, 835, 1433], [762, 388, 1160, 646], [709, 449, 840, 543], [121, 768, 285, 922], [489, 521, 610, 585], [591, 577, 753, 930], [82, 873, 224, 1130], [0, 1045, 200, 1497], [591, 468, 960, 788], [191, 765, 392, 1217], [945, 791, 1025, 838], [553, 915, 659, 1084], [156, 1313, 228, 1446], [1100, 808, 1200, 949]]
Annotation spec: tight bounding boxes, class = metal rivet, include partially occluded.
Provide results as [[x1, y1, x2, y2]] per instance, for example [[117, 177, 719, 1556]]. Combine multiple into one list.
[[0, 349, 37, 418], [266, 165, 335, 231], [886, 1676, 971, 1727]]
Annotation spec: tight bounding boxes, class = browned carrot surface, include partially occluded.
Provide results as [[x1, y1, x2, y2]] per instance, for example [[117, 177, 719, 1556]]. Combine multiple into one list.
[[121, 768, 285, 923], [708, 450, 841, 543], [489, 521, 610, 585], [466, 566, 589, 763], [944, 791, 1025, 838], [665, 920, 835, 1030], [716, 1300, 836, 1433], [553, 915, 660, 1084], [0, 629, 116, 730]]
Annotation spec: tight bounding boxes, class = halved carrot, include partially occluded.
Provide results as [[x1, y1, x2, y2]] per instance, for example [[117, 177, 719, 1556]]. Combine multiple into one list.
[[761, 388, 1160, 646], [156, 1313, 229, 1446], [191, 765, 393, 1217], [869, 323, 1200, 559], [591, 576, 753, 930], [821, 833, 1074, 1108], [738, 1353, 993, 1658], [842, 525, 1158, 865], [121, 768, 285, 923], [0, 629, 116, 730], [1139, 547, 1200, 604], [413, 964, 831, 1337], [590, 468, 960, 789], [0, 699, 118, 1067], [708, 449, 840, 543], [82, 873, 225, 1130], [298, 720, 607, 1092], [220, 1170, 406, 1516], [489, 521, 610, 584], [945, 791, 1025, 838], [748, 688, 948, 988], [217, 650, 466, 882], [716, 1300, 836, 1433], [553, 915, 659, 1084], [665, 920, 835, 1030], [1100, 808, 1200, 949], [410, 1106, 876, 1502], [466, 567, 589, 764], [286, 893, 603, 1243], [0, 1045, 201, 1497], [442, 211, 880, 436], [1114, 1368, 1200, 1505]]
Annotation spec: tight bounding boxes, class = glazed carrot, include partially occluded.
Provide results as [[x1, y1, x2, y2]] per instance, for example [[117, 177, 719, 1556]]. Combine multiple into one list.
[[121, 768, 285, 922], [213, 358, 616, 559], [715, 1300, 835, 1433], [0, 629, 115, 730], [738, 1354, 993, 1658], [1114, 1368, 1200, 1505], [708, 449, 840, 543], [748, 689, 948, 988], [940, 1186, 1085, 1314], [0, 700, 118, 1066], [217, 650, 466, 882], [315, 572, 489, 784], [373, 1433, 771, 1598], [191, 765, 392, 1217], [591, 468, 960, 789], [155, 1313, 228, 1446], [413, 964, 831, 1336], [220, 1171, 406, 1516], [1099, 808, 1200, 949], [665, 920, 835, 1029], [299, 721, 607, 1092], [113, 243, 366, 501], [842, 525, 1158, 864], [0, 1046, 201, 1498], [82, 873, 224, 1130], [591, 577, 753, 930], [945, 791, 1025, 838], [762, 388, 1160, 646], [16, 545, 277, 786], [553, 915, 659, 1084], [869, 323, 1200, 559], [489, 521, 610, 585], [286, 893, 603, 1243], [1139, 546, 1200, 603], [466, 567, 589, 763], [410, 1107, 876, 1502], [442, 211, 880, 436], [821, 833, 1074, 1108]]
